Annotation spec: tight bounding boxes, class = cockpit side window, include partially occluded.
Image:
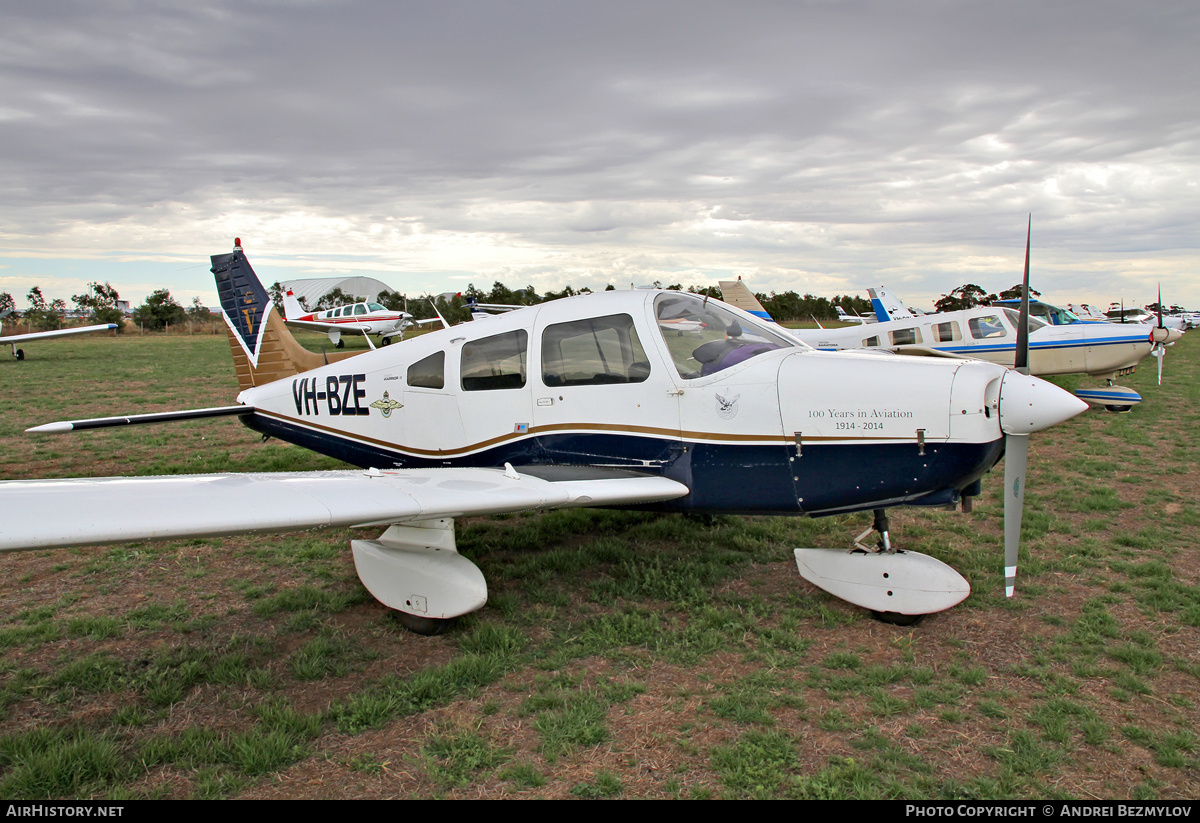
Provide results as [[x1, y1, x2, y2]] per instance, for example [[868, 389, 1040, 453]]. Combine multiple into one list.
[[461, 330, 528, 391], [353, 304, 367, 316], [541, 314, 649, 387], [653, 293, 796, 379], [407, 351, 445, 390]]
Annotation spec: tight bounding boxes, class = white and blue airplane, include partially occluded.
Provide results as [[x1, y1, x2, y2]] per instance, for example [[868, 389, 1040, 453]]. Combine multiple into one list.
[[0, 240, 1087, 632], [721, 279, 1180, 412], [1, 311, 117, 361]]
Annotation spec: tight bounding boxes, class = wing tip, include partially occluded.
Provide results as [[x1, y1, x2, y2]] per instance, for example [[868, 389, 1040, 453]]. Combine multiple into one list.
[[26, 422, 73, 434]]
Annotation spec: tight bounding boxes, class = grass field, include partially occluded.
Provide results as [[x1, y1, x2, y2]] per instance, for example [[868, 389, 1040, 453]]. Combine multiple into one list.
[[1, 329, 1198, 799]]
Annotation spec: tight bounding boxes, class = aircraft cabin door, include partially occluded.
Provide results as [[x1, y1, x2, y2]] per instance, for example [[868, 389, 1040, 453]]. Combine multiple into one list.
[[532, 312, 680, 471]]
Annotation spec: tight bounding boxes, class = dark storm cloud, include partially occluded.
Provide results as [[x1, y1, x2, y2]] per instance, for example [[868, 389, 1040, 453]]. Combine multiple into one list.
[[0, 0, 1196, 306]]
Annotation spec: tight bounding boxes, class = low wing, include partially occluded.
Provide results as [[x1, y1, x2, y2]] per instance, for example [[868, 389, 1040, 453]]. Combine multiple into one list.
[[0, 466, 689, 553], [283, 318, 374, 334], [1, 323, 117, 344]]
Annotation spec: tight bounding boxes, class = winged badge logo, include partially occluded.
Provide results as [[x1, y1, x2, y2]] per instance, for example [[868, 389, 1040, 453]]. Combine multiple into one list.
[[370, 391, 404, 419]]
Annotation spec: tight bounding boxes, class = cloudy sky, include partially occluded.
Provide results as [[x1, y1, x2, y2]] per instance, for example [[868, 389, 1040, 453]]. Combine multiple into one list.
[[1, 0, 1196, 312]]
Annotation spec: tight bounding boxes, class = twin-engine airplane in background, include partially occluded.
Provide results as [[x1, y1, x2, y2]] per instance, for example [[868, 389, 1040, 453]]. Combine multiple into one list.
[[282, 288, 443, 349], [1, 239, 1087, 633], [1, 311, 117, 361]]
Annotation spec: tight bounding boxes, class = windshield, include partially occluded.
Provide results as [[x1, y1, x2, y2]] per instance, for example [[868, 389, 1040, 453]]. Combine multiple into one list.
[[654, 292, 798, 379], [1001, 309, 1048, 332]]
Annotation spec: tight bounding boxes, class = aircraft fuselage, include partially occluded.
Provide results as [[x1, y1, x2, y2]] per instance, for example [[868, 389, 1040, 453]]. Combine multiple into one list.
[[238, 290, 1043, 517]]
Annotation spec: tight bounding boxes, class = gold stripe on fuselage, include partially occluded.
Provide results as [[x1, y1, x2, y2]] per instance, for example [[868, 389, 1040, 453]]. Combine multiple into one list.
[[256, 410, 921, 459]]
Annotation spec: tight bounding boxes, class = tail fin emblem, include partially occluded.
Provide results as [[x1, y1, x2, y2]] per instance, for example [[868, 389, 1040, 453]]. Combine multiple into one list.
[[211, 245, 272, 366]]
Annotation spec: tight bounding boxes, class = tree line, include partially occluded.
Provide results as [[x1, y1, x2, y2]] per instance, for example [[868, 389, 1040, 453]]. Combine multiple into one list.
[[0, 284, 211, 333], [2, 277, 895, 335], [266, 279, 876, 323]]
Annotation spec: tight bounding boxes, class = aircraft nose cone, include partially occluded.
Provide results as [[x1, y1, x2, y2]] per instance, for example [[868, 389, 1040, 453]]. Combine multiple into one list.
[[998, 371, 1089, 435]]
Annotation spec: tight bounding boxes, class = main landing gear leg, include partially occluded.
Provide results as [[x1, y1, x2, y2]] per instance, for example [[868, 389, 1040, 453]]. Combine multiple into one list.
[[852, 509, 921, 626], [854, 508, 893, 553]]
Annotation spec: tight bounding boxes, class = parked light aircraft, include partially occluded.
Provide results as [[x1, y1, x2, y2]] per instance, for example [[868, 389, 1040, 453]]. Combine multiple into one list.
[[0, 240, 1087, 633], [464, 297, 520, 322], [835, 306, 873, 324], [1, 312, 117, 361], [283, 287, 442, 349], [784, 285, 1179, 412]]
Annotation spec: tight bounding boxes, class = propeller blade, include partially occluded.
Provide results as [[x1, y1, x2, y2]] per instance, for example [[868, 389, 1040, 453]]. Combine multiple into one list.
[[1003, 433, 1030, 597], [1153, 283, 1166, 385], [1014, 216, 1031, 375]]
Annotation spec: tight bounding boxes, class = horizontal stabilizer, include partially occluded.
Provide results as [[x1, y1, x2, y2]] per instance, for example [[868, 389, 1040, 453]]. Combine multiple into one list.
[[26, 405, 254, 433]]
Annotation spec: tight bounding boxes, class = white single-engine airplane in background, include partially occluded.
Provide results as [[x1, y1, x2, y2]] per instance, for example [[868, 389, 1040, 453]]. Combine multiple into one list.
[[283, 288, 443, 349], [1, 311, 117, 361], [1, 239, 1087, 633]]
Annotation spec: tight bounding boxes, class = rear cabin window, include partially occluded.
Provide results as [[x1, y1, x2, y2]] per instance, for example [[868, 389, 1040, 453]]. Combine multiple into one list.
[[863, 336, 880, 347], [461, 330, 528, 391], [968, 315, 1008, 339], [890, 327, 921, 346], [541, 314, 649, 387], [407, 351, 445, 390], [933, 321, 961, 342]]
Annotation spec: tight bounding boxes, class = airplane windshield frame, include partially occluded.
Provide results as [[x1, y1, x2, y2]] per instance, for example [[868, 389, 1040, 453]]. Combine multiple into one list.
[[1001, 309, 1048, 332], [653, 292, 797, 380]]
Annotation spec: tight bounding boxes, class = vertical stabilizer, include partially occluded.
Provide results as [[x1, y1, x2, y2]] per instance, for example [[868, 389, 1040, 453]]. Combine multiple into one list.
[[282, 288, 306, 321], [868, 286, 915, 322], [211, 240, 358, 391], [717, 279, 776, 323]]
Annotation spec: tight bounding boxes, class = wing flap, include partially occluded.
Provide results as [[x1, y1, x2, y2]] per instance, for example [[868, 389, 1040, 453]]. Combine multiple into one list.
[[0, 467, 689, 552]]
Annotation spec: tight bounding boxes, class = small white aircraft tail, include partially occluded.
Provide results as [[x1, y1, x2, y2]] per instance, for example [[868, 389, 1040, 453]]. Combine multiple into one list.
[[834, 306, 872, 324], [867, 286, 915, 322], [282, 288, 306, 321], [716, 279, 777, 324]]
